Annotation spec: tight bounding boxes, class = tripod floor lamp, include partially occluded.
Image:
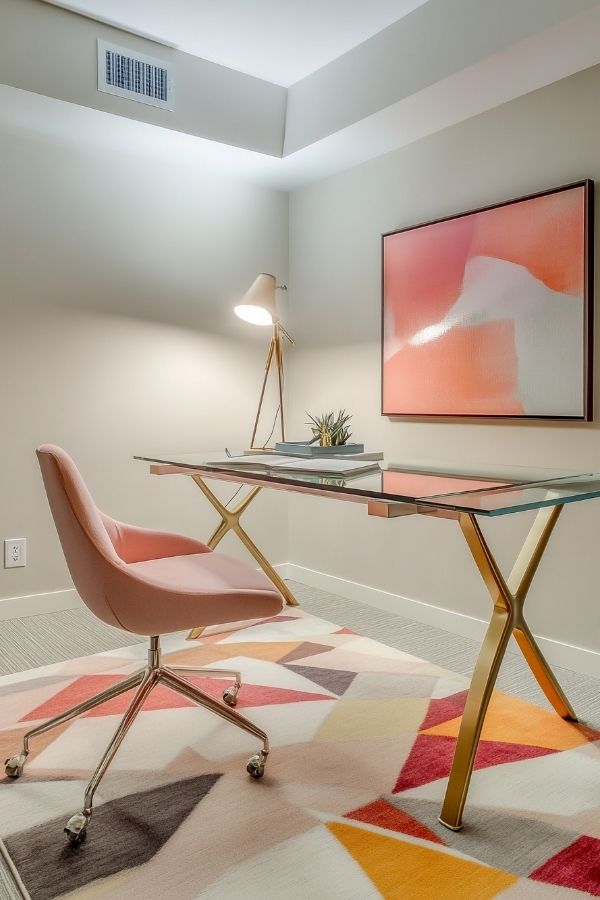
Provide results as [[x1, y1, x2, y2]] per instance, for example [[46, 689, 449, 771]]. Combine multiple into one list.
[[235, 273, 294, 449]]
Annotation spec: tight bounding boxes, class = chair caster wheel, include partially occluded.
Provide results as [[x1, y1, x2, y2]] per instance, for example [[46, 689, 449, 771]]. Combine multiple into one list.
[[4, 754, 27, 779], [223, 686, 239, 707], [64, 813, 89, 845], [246, 752, 266, 779]]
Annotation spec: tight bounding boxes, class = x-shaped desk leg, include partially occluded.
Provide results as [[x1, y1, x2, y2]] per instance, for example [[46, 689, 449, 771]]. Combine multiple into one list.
[[187, 475, 298, 640], [439, 504, 577, 831]]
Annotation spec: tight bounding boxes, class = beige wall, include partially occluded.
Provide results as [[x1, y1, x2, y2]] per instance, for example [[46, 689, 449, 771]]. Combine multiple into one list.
[[0, 122, 289, 603], [288, 65, 600, 657]]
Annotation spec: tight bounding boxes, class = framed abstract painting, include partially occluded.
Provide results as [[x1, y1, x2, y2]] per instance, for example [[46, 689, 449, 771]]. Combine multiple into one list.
[[381, 180, 594, 419]]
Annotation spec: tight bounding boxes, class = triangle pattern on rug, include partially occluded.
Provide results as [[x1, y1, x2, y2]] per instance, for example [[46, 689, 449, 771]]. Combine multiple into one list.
[[422, 690, 600, 751], [258, 615, 300, 625], [327, 820, 519, 898], [386, 795, 585, 877], [530, 835, 600, 896], [278, 642, 334, 664], [21, 674, 334, 721], [194, 629, 237, 644], [285, 663, 357, 695], [165, 640, 305, 665], [4, 773, 221, 900], [195, 823, 378, 899], [0, 722, 77, 770], [419, 690, 469, 730], [345, 797, 445, 845], [393, 733, 556, 792]]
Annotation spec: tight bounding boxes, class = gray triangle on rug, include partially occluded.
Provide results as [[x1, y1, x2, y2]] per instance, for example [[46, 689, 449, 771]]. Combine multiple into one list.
[[4, 773, 222, 900], [284, 662, 356, 695]]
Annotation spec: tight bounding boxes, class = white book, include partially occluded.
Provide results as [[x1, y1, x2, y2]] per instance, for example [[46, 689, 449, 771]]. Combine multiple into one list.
[[329, 450, 384, 462], [208, 455, 379, 476]]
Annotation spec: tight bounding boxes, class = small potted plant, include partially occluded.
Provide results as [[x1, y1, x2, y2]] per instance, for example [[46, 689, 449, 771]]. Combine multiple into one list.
[[306, 409, 352, 447]]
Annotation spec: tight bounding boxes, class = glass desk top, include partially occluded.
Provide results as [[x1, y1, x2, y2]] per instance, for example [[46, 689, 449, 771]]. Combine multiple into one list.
[[135, 453, 600, 517]]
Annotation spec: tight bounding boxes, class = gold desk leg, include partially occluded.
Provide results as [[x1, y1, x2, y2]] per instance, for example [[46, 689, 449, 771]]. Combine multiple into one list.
[[507, 503, 576, 721], [512, 621, 576, 720], [187, 475, 298, 641], [439, 504, 576, 831]]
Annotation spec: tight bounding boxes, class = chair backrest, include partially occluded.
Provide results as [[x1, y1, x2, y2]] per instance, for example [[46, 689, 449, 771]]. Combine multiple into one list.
[[36, 444, 123, 628]]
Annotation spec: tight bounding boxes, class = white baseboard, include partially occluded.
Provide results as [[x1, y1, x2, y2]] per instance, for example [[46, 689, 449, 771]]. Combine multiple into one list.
[[0, 588, 81, 621], [280, 562, 600, 679]]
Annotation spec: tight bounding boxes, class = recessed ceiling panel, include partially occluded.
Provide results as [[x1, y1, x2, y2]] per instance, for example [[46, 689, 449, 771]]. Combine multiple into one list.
[[43, 0, 429, 85]]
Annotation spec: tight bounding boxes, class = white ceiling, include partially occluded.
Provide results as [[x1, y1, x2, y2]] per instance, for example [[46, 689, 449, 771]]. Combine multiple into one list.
[[43, 0, 429, 86]]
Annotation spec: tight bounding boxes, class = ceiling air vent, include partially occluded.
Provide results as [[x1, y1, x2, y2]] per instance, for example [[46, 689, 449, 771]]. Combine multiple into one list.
[[97, 40, 173, 110]]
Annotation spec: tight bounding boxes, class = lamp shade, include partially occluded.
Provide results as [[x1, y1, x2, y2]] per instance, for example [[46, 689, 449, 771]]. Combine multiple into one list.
[[234, 273, 277, 326]]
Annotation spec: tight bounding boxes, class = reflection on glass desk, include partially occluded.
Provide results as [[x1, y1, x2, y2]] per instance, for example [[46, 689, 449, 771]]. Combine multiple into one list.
[[135, 450, 600, 832], [135, 452, 600, 517]]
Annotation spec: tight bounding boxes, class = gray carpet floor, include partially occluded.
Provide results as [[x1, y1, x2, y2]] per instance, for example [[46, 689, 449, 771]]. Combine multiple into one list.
[[0, 579, 598, 899]]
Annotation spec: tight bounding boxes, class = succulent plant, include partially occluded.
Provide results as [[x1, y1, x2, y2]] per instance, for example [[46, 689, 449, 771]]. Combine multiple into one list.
[[306, 409, 352, 447]]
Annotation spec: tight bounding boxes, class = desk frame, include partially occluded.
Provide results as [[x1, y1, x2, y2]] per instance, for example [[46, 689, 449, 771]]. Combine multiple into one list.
[[149, 464, 577, 831]]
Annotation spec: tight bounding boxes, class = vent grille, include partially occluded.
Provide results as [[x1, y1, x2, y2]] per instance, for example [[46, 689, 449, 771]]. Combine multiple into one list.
[[105, 50, 168, 102], [97, 40, 173, 110]]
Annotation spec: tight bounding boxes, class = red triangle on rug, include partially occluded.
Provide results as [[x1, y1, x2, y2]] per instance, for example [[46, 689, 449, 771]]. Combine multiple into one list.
[[530, 835, 600, 896], [418, 691, 469, 731], [393, 733, 557, 793], [346, 797, 444, 845]]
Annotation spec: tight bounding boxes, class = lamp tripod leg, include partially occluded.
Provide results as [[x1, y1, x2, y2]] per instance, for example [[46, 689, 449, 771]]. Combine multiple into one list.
[[274, 329, 285, 442], [251, 335, 276, 449]]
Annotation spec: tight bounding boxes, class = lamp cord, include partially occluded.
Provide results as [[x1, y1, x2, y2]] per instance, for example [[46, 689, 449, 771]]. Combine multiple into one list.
[[259, 360, 284, 450], [259, 403, 280, 450], [224, 484, 244, 508]]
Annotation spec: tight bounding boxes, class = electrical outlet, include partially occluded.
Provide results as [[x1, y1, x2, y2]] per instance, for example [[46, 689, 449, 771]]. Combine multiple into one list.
[[4, 538, 26, 568]]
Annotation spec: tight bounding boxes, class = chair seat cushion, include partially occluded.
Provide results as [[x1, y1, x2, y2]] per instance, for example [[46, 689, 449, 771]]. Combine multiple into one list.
[[122, 550, 283, 634], [129, 551, 277, 595]]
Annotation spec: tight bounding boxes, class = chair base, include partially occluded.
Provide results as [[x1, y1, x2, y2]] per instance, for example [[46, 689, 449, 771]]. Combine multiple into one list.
[[5, 636, 269, 845]]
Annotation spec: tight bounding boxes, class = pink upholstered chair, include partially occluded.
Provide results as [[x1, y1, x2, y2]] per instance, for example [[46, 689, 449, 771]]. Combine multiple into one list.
[[4, 445, 283, 844]]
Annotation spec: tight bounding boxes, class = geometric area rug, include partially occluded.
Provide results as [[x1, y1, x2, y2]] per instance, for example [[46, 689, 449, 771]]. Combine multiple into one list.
[[1, 608, 599, 899]]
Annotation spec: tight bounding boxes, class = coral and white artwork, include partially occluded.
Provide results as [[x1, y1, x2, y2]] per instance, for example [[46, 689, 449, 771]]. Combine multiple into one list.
[[382, 182, 592, 418]]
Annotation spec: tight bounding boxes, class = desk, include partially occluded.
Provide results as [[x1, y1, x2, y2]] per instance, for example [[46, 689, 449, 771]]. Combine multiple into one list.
[[136, 453, 600, 831]]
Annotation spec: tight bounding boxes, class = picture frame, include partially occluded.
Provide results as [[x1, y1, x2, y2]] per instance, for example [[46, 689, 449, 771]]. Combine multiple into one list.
[[381, 179, 594, 420]]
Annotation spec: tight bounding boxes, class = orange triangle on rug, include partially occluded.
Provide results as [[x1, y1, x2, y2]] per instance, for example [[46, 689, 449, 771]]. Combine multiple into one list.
[[327, 821, 518, 898], [422, 691, 600, 750]]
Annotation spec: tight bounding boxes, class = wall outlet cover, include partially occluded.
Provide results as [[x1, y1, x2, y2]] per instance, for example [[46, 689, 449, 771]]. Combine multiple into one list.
[[4, 538, 26, 568]]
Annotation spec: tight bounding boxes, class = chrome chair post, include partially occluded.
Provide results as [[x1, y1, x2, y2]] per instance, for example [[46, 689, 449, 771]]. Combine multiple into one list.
[[148, 635, 161, 670]]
